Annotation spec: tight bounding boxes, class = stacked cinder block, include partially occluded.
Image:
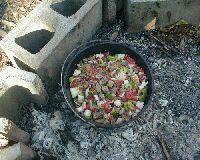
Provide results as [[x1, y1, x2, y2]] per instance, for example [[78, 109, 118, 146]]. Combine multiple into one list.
[[0, 0, 102, 121], [126, 0, 200, 32], [0, 0, 102, 82]]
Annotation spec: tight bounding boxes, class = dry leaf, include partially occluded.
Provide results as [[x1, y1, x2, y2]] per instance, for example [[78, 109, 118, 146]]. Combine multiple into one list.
[[145, 17, 157, 31]]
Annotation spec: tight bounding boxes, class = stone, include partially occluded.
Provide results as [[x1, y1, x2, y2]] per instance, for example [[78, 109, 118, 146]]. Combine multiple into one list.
[[0, 66, 48, 121], [0, 118, 30, 148], [125, 0, 200, 32], [0, 142, 37, 160], [121, 128, 134, 141], [0, 0, 102, 84]]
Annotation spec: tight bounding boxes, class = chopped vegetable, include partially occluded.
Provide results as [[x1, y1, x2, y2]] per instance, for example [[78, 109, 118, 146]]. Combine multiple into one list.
[[108, 55, 117, 61], [94, 95, 99, 101], [139, 87, 147, 102], [118, 54, 125, 59], [105, 93, 113, 100], [139, 81, 148, 90], [73, 69, 81, 76], [77, 107, 84, 112], [125, 90, 138, 101], [69, 76, 75, 83], [69, 52, 148, 125], [85, 88, 90, 97], [96, 54, 104, 58], [114, 100, 121, 107], [70, 87, 79, 98], [123, 100, 134, 111], [99, 59, 105, 65], [78, 95, 84, 103], [120, 67, 128, 73], [111, 109, 119, 117], [84, 110, 92, 118], [136, 101, 144, 109], [116, 72, 126, 80]]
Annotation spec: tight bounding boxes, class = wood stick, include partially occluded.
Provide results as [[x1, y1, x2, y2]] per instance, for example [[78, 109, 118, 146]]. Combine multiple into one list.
[[157, 133, 171, 160], [149, 34, 179, 53]]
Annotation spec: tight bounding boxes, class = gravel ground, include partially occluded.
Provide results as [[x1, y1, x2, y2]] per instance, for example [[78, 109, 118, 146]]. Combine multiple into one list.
[[19, 22, 200, 160], [0, 0, 42, 33], [0, 49, 11, 70]]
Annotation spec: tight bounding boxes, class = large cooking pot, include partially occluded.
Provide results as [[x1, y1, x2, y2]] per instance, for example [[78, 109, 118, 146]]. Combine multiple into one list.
[[61, 40, 153, 128]]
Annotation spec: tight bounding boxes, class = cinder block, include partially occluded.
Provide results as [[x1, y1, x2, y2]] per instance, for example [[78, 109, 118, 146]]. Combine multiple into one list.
[[0, 0, 102, 82], [126, 0, 200, 32], [0, 142, 37, 160], [0, 66, 48, 122]]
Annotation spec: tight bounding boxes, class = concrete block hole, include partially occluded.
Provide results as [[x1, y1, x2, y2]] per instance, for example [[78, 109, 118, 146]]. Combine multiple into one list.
[[15, 29, 55, 54], [50, 0, 87, 17]]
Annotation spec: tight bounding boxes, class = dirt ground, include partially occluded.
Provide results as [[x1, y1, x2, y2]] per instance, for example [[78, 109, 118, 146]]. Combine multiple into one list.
[[0, 50, 11, 70], [0, 0, 42, 70]]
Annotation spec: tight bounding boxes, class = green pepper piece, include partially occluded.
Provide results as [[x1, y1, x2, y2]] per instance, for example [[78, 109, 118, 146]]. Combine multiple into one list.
[[120, 67, 128, 73], [105, 93, 113, 100], [139, 87, 147, 102], [69, 76, 75, 83], [111, 109, 119, 118], [100, 59, 104, 64], [123, 100, 134, 111], [125, 81, 137, 89], [126, 84, 132, 89], [88, 91, 93, 96], [130, 81, 137, 89], [108, 55, 117, 61]]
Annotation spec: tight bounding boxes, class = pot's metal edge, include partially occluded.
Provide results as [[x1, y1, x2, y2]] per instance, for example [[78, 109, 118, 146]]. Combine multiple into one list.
[[61, 40, 154, 129]]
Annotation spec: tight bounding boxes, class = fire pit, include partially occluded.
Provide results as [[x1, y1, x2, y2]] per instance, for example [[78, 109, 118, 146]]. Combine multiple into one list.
[[61, 40, 153, 128]]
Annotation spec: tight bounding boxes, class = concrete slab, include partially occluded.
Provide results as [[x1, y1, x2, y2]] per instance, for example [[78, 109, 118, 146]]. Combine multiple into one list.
[[0, 0, 102, 82], [0, 66, 48, 122], [126, 0, 200, 32]]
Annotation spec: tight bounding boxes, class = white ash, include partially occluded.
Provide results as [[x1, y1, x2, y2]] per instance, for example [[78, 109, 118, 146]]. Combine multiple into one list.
[[18, 22, 200, 160], [159, 99, 169, 107]]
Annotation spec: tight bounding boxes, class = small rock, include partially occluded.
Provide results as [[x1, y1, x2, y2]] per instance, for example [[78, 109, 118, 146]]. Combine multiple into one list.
[[159, 99, 168, 107], [43, 138, 53, 150], [0, 118, 30, 147], [122, 128, 134, 141], [110, 31, 118, 41]]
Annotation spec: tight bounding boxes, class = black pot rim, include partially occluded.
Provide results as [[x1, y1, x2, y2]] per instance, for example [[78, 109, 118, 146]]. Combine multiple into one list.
[[61, 40, 154, 129]]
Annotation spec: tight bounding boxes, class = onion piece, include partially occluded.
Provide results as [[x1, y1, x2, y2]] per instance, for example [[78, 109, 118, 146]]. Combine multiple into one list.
[[77, 107, 84, 112], [139, 81, 148, 90], [136, 101, 144, 109], [73, 69, 81, 76], [78, 95, 84, 103], [84, 110, 92, 118], [118, 54, 125, 59], [114, 100, 122, 107], [70, 87, 79, 98]]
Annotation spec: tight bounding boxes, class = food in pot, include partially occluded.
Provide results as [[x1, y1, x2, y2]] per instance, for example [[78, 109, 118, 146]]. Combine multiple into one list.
[[69, 52, 148, 125]]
